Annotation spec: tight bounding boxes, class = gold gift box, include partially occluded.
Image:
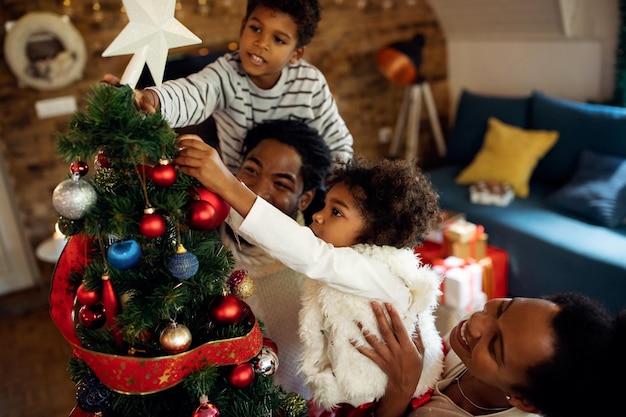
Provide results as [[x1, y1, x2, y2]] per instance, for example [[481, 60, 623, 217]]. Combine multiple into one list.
[[443, 229, 488, 260]]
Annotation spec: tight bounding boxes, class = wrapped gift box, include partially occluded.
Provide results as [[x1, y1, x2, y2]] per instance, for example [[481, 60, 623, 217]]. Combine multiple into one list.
[[416, 241, 508, 300], [469, 181, 515, 207], [426, 210, 466, 243], [432, 256, 483, 313], [443, 220, 488, 260]]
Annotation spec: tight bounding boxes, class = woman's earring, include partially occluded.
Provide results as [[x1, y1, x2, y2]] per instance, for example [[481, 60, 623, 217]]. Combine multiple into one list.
[[506, 395, 511, 401]]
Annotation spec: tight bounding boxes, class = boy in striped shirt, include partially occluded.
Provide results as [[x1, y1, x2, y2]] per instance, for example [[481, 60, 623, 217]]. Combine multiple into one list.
[[105, 0, 353, 174]]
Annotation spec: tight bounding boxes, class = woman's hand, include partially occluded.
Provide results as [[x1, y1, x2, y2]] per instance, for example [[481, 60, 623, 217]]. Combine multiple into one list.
[[355, 302, 424, 417]]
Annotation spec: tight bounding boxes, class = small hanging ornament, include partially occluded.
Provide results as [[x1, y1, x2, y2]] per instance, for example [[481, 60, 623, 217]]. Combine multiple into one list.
[[52, 172, 97, 220], [70, 159, 89, 176], [187, 200, 217, 230], [193, 186, 230, 227], [227, 363, 255, 389], [208, 293, 244, 325], [159, 321, 192, 354], [57, 216, 84, 236], [252, 342, 279, 376], [168, 244, 199, 279], [76, 282, 101, 306], [152, 158, 177, 187], [192, 395, 220, 417], [140, 207, 166, 238], [107, 239, 142, 269], [101, 273, 120, 330], [281, 392, 308, 417], [227, 269, 255, 299], [94, 149, 111, 170], [76, 374, 113, 414], [78, 303, 106, 330]]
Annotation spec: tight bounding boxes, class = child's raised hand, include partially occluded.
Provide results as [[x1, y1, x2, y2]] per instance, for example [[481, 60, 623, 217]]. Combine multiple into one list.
[[175, 135, 234, 196], [101, 73, 158, 115], [175, 134, 257, 218]]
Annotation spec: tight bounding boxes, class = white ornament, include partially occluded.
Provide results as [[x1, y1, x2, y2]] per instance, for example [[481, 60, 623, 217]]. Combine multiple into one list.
[[102, 0, 201, 88]]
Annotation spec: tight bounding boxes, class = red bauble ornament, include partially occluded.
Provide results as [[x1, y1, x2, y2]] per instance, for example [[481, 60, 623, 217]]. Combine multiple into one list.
[[140, 210, 166, 238], [152, 160, 176, 187], [194, 187, 230, 227], [76, 282, 100, 306], [228, 363, 255, 389], [208, 294, 244, 325], [95, 150, 111, 169], [70, 160, 89, 176], [78, 303, 106, 330], [188, 200, 217, 230], [263, 337, 278, 355]]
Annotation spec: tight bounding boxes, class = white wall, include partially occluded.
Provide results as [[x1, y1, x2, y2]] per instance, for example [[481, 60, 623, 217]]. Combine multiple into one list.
[[429, 0, 619, 117]]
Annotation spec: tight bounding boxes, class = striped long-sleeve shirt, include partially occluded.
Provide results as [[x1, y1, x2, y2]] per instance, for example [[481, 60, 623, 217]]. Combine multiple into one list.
[[148, 51, 354, 173]]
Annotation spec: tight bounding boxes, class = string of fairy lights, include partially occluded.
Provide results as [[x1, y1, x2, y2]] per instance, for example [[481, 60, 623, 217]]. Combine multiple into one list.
[[58, 0, 420, 20]]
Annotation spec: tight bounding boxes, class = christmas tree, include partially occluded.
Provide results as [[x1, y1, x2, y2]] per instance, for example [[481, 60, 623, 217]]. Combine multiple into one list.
[[49, 83, 308, 417]]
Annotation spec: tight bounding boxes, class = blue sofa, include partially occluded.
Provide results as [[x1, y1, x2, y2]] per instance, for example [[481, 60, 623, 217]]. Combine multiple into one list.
[[426, 90, 626, 313]]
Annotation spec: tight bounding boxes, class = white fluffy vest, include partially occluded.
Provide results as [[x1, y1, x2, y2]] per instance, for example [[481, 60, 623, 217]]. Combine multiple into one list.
[[298, 245, 444, 410]]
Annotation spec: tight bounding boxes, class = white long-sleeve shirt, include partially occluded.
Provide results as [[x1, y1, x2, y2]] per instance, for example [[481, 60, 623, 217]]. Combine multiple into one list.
[[229, 197, 444, 409], [148, 51, 354, 173]]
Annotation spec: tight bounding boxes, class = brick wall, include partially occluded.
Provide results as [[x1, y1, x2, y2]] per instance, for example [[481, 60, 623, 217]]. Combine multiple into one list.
[[0, 0, 448, 250]]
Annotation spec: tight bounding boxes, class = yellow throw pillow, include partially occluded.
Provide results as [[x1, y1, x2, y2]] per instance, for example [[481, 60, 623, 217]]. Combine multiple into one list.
[[455, 117, 558, 198]]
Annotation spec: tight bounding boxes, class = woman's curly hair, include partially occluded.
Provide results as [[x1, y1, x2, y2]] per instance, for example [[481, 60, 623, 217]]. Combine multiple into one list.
[[326, 156, 440, 248], [245, 0, 322, 47]]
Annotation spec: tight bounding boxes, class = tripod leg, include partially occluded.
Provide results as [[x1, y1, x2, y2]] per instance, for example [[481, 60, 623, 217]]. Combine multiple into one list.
[[422, 82, 447, 157], [389, 88, 411, 158], [405, 85, 422, 161]]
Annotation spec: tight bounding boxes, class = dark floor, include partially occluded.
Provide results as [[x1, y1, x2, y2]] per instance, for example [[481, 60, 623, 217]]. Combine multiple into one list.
[[0, 262, 77, 417]]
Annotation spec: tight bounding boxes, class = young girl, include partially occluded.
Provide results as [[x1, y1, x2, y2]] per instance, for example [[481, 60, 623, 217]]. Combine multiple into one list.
[[175, 136, 444, 412]]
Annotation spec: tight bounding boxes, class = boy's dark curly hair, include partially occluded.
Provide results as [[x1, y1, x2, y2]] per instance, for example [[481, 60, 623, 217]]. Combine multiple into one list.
[[512, 292, 626, 417], [326, 156, 440, 248], [242, 119, 332, 193], [245, 0, 322, 47]]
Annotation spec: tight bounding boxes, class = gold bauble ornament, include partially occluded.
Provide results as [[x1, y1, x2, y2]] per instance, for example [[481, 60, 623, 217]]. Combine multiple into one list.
[[159, 322, 192, 354], [231, 273, 256, 299]]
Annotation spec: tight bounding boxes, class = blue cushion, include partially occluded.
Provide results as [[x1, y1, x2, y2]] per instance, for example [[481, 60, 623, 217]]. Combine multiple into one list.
[[546, 150, 626, 228], [446, 90, 531, 165], [530, 91, 626, 185]]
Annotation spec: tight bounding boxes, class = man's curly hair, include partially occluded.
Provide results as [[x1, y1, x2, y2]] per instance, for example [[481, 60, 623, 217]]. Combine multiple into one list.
[[245, 0, 322, 47], [326, 156, 440, 248]]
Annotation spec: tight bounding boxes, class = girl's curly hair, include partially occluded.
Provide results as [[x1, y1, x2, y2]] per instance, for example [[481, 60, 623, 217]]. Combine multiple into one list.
[[326, 156, 440, 248], [245, 0, 322, 47]]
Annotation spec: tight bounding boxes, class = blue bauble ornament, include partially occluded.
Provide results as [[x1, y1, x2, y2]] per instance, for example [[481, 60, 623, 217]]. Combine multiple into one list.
[[76, 374, 113, 413], [107, 239, 141, 269], [168, 244, 199, 280]]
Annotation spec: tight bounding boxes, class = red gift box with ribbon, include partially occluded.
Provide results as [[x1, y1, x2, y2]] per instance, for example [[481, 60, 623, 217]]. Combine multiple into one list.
[[416, 241, 508, 300]]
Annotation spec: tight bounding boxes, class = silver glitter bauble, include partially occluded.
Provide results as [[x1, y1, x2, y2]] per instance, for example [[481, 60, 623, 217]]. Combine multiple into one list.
[[52, 173, 97, 219]]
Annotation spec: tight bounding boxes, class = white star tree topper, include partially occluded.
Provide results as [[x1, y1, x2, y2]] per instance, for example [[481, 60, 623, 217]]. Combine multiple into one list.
[[102, 0, 201, 88]]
